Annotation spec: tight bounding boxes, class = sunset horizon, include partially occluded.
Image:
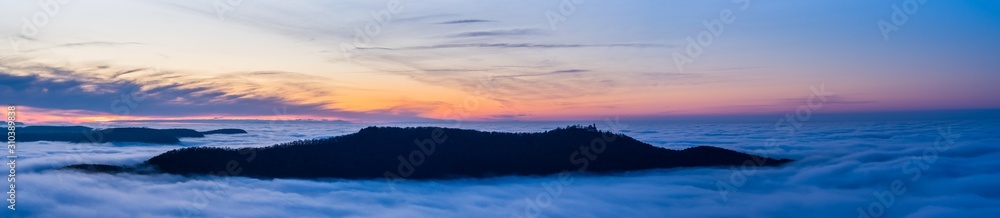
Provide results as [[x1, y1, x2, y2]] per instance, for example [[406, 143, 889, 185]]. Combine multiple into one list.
[[4, 1, 998, 124], [3, 0, 999, 217]]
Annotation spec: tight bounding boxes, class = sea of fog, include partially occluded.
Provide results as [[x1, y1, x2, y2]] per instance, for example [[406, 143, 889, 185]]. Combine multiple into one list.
[[3, 119, 999, 217]]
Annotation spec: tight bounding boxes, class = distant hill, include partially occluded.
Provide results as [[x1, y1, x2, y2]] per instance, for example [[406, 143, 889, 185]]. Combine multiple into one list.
[[107, 119, 352, 124], [18, 125, 92, 133], [19, 126, 247, 144], [65, 125, 792, 180], [162, 129, 205, 138], [201, 128, 248, 135]]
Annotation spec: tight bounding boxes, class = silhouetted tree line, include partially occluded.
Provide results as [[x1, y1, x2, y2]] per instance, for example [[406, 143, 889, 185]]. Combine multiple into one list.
[[161, 129, 205, 138], [143, 126, 792, 180], [19, 126, 247, 144], [201, 128, 249, 135], [20, 127, 181, 144]]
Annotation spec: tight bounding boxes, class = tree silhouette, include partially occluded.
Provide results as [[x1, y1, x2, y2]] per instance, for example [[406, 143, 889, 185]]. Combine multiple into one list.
[[137, 126, 792, 179]]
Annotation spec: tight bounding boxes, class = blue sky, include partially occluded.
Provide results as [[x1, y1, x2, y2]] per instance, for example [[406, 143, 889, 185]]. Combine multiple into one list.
[[1, 0, 998, 122]]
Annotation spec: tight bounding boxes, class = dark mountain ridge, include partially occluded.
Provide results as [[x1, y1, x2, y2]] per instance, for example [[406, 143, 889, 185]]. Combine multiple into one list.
[[65, 125, 792, 180], [19, 126, 248, 144]]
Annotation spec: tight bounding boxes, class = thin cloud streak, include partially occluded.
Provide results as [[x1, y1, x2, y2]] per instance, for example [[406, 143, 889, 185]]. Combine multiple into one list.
[[447, 28, 541, 38], [358, 43, 665, 50], [436, 19, 494, 24], [0, 62, 441, 122]]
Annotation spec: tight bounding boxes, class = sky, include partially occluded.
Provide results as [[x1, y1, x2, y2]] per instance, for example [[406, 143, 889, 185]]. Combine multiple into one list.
[[1, 0, 999, 123]]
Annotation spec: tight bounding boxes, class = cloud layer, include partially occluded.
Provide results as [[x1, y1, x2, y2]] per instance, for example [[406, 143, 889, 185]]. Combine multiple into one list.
[[0, 61, 446, 121], [4, 120, 1000, 217]]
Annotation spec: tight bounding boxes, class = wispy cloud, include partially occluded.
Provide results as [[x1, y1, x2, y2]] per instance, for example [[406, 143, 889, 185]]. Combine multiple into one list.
[[359, 43, 664, 50], [487, 113, 529, 120], [775, 96, 876, 105], [20, 41, 145, 53], [436, 19, 494, 24], [493, 69, 588, 79], [550, 69, 588, 74], [447, 28, 540, 38], [0, 62, 441, 121]]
